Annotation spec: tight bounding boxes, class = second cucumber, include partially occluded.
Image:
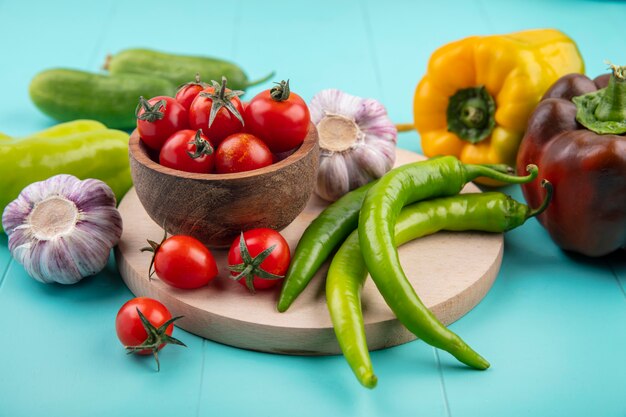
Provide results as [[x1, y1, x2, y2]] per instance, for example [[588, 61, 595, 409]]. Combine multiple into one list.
[[29, 69, 176, 129], [105, 48, 274, 91]]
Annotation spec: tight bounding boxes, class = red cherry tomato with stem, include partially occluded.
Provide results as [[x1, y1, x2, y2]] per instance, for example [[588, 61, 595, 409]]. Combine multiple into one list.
[[227, 228, 291, 292], [244, 80, 310, 153], [189, 76, 245, 146], [215, 133, 273, 174], [159, 129, 215, 173], [136, 96, 189, 151], [142, 230, 218, 289], [115, 296, 186, 371], [175, 73, 209, 110]]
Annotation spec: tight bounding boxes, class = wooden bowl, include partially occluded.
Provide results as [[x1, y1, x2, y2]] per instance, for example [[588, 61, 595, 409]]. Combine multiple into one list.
[[128, 125, 319, 247]]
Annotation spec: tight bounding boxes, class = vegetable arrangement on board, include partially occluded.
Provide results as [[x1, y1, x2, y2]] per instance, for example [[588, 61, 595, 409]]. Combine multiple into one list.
[[2, 25, 623, 386]]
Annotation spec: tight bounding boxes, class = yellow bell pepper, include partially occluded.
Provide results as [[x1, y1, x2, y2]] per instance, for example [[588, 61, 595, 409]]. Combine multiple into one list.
[[413, 29, 584, 180]]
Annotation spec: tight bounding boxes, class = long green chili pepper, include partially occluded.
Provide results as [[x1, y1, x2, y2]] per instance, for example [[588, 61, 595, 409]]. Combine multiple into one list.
[[357, 156, 538, 369], [278, 156, 537, 313], [276, 181, 376, 312], [328, 182, 552, 388]]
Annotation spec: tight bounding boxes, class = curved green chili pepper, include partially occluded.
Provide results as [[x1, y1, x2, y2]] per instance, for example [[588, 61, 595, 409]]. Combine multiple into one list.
[[276, 182, 376, 312], [357, 156, 538, 369], [328, 183, 552, 388], [278, 156, 537, 312]]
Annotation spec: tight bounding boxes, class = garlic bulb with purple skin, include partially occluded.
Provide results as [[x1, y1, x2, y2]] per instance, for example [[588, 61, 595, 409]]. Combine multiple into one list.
[[2, 174, 123, 284], [309, 89, 397, 201]]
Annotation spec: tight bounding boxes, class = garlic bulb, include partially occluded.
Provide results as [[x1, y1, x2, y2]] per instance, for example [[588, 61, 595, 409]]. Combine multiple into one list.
[[2, 174, 123, 284], [309, 89, 397, 201]]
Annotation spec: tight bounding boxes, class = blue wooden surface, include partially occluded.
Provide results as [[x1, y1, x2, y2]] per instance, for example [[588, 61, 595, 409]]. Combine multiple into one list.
[[0, 1, 625, 416]]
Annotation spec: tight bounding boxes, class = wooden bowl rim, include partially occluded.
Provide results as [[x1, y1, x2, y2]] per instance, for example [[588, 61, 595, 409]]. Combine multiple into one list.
[[129, 123, 318, 180]]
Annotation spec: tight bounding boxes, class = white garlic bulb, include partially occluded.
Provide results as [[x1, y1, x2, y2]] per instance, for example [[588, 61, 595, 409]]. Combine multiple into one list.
[[309, 89, 397, 201], [2, 174, 123, 284]]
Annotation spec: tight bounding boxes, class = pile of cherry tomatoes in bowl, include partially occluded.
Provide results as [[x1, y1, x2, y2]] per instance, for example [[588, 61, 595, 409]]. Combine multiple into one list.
[[136, 75, 311, 174]]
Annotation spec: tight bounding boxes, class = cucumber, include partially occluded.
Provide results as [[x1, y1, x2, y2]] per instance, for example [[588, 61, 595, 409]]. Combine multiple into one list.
[[105, 48, 273, 91], [29, 69, 176, 129]]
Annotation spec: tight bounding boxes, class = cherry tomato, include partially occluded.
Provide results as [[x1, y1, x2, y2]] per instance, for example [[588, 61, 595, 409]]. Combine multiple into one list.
[[215, 133, 273, 174], [137, 96, 189, 151], [145, 234, 218, 289], [115, 297, 185, 371], [189, 77, 245, 146], [159, 129, 215, 174], [227, 228, 291, 292], [244, 80, 310, 153], [116, 297, 174, 354], [175, 74, 208, 110]]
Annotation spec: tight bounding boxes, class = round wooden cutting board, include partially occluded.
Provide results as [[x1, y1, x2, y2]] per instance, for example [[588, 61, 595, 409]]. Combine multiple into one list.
[[115, 149, 503, 355]]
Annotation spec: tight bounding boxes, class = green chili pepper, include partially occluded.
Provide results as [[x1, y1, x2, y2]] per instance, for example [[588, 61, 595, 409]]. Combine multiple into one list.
[[0, 127, 132, 232], [278, 156, 538, 313], [328, 183, 552, 388], [357, 156, 538, 369], [276, 181, 376, 312]]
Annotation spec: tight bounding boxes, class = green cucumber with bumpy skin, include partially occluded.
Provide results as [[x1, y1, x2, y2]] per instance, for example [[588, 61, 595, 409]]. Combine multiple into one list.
[[29, 69, 176, 129], [104, 48, 274, 91]]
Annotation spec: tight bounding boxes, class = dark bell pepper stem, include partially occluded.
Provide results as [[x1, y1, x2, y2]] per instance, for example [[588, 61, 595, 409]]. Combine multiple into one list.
[[572, 62, 626, 134], [526, 179, 553, 219], [594, 64, 626, 122], [447, 86, 496, 144]]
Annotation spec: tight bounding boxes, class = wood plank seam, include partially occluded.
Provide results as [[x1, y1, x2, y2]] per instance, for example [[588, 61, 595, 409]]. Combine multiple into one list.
[[231, 0, 243, 59], [358, 0, 385, 102], [434, 348, 453, 417], [195, 339, 208, 417], [474, 0, 496, 33], [86, 0, 117, 70], [0, 259, 13, 292], [607, 259, 626, 301]]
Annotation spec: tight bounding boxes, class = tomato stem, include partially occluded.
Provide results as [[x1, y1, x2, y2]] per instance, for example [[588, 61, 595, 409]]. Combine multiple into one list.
[[270, 80, 291, 102], [124, 308, 186, 372], [228, 232, 285, 293], [135, 96, 167, 123], [140, 226, 168, 280], [186, 129, 214, 159], [199, 76, 245, 128]]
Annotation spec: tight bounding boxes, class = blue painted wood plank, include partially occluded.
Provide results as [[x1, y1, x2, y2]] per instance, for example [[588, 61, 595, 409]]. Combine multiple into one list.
[[0, 255, 206, 417], [0, 0, 116, 136], [438, 180, 625, 417]]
